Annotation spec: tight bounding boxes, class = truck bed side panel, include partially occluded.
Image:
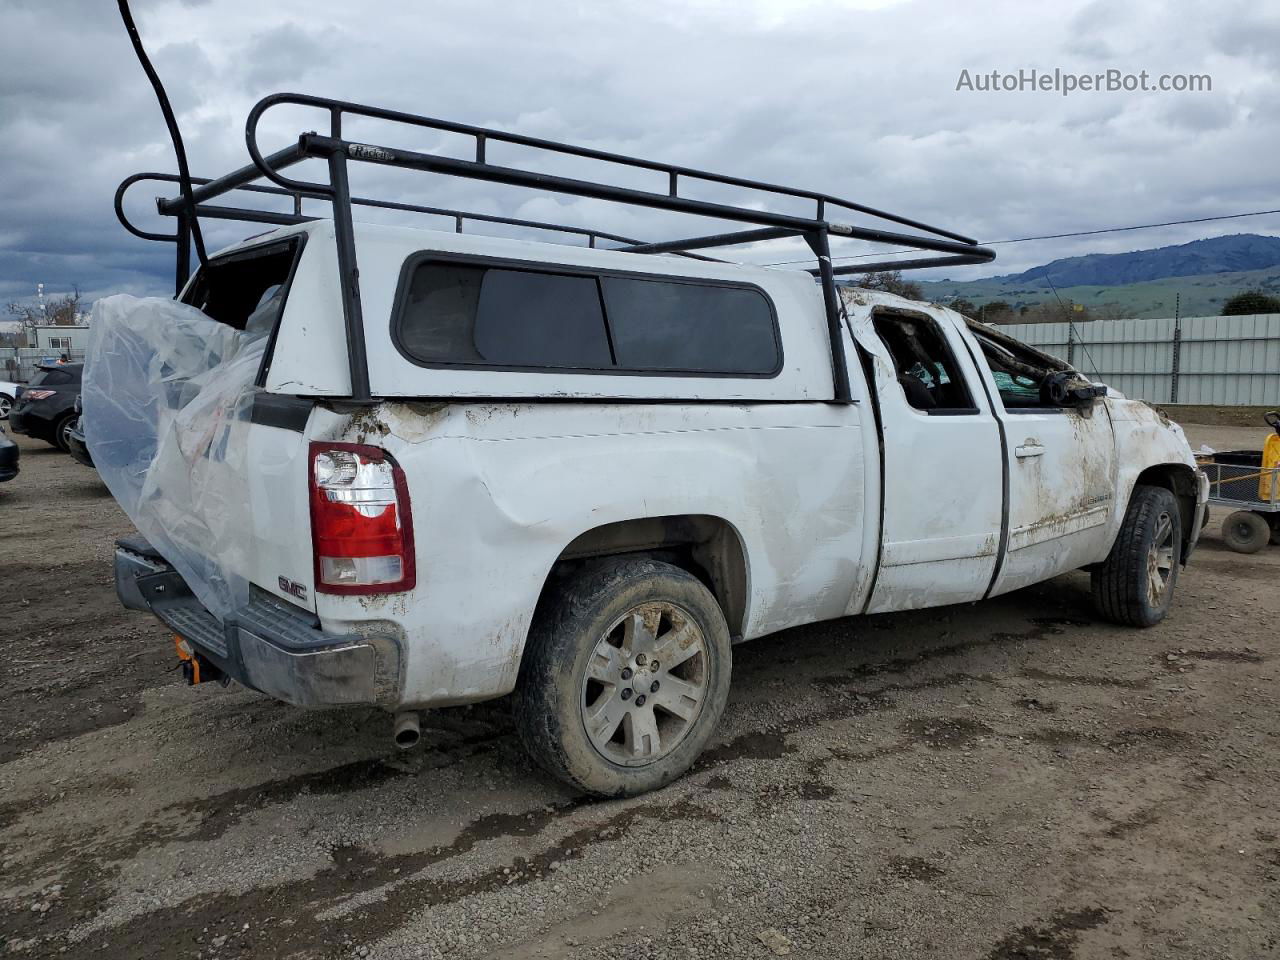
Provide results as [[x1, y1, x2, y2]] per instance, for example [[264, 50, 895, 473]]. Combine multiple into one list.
[[309, 401, 867, 707]]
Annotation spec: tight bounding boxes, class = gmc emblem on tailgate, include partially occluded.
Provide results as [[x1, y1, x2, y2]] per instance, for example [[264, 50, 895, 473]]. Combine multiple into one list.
[[278, 576, 308, 601]]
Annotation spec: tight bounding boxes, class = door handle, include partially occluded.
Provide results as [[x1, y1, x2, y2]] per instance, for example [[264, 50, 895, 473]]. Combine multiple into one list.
[[1015, 443, 1046, 459]]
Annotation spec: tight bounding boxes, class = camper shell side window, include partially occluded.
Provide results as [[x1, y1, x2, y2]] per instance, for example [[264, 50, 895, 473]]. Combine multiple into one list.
[[390, 253, 783, 378]]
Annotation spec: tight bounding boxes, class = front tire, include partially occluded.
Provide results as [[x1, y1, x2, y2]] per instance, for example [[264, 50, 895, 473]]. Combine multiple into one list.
[[1092, 484, 1182, 627], [0, 393, 12, 420], [514, 558, 732, 797]]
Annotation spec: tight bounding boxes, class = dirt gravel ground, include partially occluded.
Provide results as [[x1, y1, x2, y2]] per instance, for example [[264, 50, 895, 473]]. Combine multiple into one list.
[[1, 424, 1278, 960]]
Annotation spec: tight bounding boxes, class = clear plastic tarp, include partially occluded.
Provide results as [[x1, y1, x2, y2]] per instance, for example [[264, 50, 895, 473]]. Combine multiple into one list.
[[83, 295, 267, 621]]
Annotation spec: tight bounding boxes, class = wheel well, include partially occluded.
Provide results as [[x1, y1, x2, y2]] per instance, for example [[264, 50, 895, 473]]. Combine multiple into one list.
[[1134, 463, 1199, 561], [539, 515, 749, 637]]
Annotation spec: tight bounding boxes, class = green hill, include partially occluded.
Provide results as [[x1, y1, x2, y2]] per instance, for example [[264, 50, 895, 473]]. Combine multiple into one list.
[[917, 265, 1280, 319]]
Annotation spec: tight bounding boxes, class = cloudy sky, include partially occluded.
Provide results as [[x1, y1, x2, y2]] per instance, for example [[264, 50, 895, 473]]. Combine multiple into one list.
[[2, 0, 1278, 309]]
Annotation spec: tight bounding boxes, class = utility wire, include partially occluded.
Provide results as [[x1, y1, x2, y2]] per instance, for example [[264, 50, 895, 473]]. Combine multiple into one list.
[[1040, 270, 1101, 380], [762, 206, 1280, 267], [117, 0, 209, 267]]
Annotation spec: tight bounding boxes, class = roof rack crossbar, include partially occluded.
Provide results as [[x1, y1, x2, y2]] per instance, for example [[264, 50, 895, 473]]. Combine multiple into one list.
[[192, 204, 310, 228], [156, 144, 308, 214], [823, 253, 995, 277], [618, 226, 801, 255], [120, 172, 717, 263]]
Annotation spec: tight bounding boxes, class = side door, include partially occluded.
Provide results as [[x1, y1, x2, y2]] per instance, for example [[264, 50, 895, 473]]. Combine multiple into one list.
[[846, 302, 1004, 613], [960, 324, 1117, 596]]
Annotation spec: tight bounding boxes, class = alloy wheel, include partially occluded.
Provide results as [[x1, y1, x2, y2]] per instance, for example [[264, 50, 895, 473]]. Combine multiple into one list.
[[580, 602, 709, 767], [1146, 510, 1175, 606]]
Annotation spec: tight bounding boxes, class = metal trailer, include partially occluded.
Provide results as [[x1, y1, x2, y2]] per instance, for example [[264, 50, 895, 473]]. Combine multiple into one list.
[[1197, 412, 1280, 553]]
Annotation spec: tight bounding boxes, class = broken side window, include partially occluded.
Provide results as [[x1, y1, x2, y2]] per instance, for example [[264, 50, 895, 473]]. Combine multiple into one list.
[[968, 322, 1089, 410], [872, 312, 976, 413]]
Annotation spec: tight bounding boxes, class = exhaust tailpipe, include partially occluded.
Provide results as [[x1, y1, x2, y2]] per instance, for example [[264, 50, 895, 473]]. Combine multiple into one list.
[[393, 711, 421, 750]]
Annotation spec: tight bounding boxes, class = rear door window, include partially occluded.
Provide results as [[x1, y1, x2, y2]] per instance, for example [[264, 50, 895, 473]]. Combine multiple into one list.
[[872, 313, 975, 413]]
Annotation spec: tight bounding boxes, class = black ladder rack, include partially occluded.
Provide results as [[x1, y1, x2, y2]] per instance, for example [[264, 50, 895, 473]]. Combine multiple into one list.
[[115, 92, 996, 403]]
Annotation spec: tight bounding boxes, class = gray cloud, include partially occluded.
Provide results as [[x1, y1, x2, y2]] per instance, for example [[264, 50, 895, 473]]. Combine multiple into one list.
[[1, 0, 1277, 307]]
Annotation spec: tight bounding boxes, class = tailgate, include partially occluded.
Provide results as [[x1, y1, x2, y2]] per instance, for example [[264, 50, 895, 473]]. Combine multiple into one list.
[[242, 395, 318, 612], [83, 297, 318, 620]]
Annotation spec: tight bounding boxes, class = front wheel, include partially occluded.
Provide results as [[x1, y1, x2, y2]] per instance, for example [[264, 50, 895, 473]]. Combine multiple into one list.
[[514, 558, 732, 797], [0, 393, 12, 420], [1092, 484, 1182, 627]]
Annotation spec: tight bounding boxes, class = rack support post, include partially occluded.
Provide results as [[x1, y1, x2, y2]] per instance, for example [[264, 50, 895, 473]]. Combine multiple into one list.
[[807, 229, 853, 403], [326, 149, 373, 402]]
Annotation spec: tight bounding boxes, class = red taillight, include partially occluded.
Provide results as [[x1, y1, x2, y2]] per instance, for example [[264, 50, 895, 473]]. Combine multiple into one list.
[[22, 390, 55, 400], [309, 442, 415, 594]]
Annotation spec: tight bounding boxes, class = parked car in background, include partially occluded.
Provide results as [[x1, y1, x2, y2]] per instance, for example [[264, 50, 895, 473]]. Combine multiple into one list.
[[0, 379, 20, 420], [9, 363, 82, 451], [66, 395, 94, 468], [0, 424, 18, 482]]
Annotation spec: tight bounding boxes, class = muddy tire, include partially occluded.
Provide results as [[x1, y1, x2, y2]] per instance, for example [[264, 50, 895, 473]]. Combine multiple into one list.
[[513, 558, 732, 797], [1091, 484, 1181, 627], [1222, 510, 1270, 554]]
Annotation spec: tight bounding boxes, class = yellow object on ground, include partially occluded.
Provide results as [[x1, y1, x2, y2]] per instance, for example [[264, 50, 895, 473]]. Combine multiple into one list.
[[1263, 431, 1280, 502]]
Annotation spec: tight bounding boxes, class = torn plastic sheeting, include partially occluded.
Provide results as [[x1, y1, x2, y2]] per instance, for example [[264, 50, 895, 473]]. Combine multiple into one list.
[[83, 295, 267, 621]]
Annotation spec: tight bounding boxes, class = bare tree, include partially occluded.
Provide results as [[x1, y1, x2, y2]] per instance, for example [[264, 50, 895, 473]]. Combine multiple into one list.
[[852, 270, 924, 301], [6, 286, 82, 344]]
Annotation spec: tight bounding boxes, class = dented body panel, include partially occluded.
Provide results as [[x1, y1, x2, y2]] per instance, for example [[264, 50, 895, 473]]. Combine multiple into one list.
[[305, 400, 867, 706], [105, 223, 1206, 711]]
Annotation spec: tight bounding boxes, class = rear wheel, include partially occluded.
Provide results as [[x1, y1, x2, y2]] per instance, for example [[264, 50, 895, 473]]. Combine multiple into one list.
[[1092, 484, 1182, 627], [1222, 510, 1270, 554], [514, 558, 732, 797], [0, 393, 12, 419]]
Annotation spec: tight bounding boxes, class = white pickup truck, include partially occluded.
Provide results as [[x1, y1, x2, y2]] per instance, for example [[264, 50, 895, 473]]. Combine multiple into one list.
[[99, 95, 1206, 797]]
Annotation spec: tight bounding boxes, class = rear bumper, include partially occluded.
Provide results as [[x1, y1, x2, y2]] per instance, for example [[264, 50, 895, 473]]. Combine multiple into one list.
[[10, 404, 64, 440], [7, 409, 35, 437], [114, 538, 398, 708]]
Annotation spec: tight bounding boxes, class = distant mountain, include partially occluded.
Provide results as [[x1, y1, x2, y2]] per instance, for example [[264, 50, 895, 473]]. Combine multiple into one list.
[[989, 234, 1280, 288], [914, 234, 1280, 319]]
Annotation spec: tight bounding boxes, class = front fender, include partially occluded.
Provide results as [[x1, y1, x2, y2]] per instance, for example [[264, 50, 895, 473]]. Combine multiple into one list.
[[1106, 398, 1205, 562]]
